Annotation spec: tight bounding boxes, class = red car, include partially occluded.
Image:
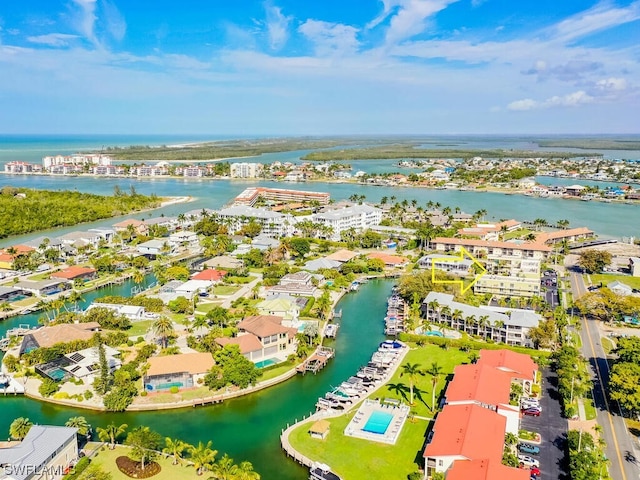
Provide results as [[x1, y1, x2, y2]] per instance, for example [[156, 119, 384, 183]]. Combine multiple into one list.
[[523, 407, 541, 416]]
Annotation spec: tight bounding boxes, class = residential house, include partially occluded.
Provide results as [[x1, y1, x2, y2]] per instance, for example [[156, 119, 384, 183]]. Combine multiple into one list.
[[215, 335, 264, 361], [137, 239, 170, 256], [630, 257, 640, 277], [564, 184, 587, 196], [303, 257, 342, 272], [50, 266, 97, 283], [20, 322, 101, 355], [169, 230, 199, 249], [367, 252, 409, 268], [174, 280, 212, 298], [13, 279, 71, 297], [112, 219, 148, 236], [144, 352, 214, 391], [87, 303, 147, 321], [325, 249, 359, 263], [219, 315, 297, 362], [191, 269, 227, 283], [608, 280, 633, 296], [257, 298, 300, 320], [0, 425, 78, 480], [0, 246, 36, 270]]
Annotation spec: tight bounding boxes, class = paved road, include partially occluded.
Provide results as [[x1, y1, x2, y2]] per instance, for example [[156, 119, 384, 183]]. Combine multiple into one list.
[[520, 368, 568, 480], [570, 270, 640, 480]]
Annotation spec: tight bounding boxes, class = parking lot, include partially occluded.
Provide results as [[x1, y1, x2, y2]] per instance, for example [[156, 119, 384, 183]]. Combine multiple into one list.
[[541, 270, 560, 309], [519, 368, 568, 480]]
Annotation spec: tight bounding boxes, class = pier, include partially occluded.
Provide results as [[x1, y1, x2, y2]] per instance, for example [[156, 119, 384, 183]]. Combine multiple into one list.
[[296, 347, 335, 375]]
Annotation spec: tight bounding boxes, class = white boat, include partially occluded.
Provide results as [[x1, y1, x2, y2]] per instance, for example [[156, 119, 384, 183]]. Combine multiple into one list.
[[349, 282, 360, 291]]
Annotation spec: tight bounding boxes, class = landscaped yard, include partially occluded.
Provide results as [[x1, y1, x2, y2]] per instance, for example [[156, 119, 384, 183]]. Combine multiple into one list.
[[212, 285, 241, 295], [127, 320, 153, 337], [80, 444, 198, 480], [289, 414, 430, 480], [194, 302, 223, 315], [590, 274, 640, 290]]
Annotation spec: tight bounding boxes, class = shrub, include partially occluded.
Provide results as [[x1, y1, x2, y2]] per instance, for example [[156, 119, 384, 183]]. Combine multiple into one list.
[[84, 390, 93, 400], [169, 386, 179, 394], [115, 456, 161, 478], [53, 391, 70, 400], [39, 378, 59, 397], [140, 391, 148, 397], [63, 456, 90, 480]]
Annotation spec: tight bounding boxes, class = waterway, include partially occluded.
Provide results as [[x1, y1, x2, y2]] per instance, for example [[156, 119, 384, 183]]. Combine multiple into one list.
[[0, 279, 393, 480]]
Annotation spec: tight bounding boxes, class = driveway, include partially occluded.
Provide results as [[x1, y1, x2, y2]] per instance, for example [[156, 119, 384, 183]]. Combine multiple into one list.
[[519, 368, 568, 480]]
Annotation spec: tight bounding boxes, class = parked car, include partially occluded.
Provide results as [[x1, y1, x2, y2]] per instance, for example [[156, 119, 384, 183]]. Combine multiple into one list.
[[518, 455, 540, 468], [518, 443, 540, 455], [523, 407, 541, 416], [521, 398, 540, 409]]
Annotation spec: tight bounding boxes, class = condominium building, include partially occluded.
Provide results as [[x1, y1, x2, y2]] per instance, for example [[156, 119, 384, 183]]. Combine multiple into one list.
[[422, 292, 540, 346], [232, 187, 330, 206], [474, 274, 541, 298], [485, 254, 540, 278], [42, 154, 111, 170], [230, 162, 264, 178], [312, 204, 383, 241], [432, 237, 551, 260], [4, 162, 40, 173], [214, 205, 294, 238], [417, 254, 473, 275]]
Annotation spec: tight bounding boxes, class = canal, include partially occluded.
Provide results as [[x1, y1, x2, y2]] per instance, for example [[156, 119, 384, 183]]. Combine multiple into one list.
[[0, 278, 393, 480]]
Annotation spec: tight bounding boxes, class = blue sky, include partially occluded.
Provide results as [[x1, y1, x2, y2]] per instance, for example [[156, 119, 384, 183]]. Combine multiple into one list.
[[0, 0, 638, 135]]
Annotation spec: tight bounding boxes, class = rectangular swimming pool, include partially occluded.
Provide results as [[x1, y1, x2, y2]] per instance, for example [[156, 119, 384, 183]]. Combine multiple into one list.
[[255, 358, 277, 369], [363, 411, 393, 435]]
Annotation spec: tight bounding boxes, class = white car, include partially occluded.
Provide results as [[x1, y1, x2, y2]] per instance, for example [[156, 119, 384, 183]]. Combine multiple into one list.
[[518, 455, 540, 468]]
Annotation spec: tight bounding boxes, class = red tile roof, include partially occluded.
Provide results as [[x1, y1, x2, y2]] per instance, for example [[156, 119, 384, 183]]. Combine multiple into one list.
[[447, 459, 530, 480], [445, 364, 512, 406], [51, 266, 96, 280], [367, 252, 408, 265], [216, 334, 263, 354], [423, 404, 505, 461], [477, 349, 538, 381], [192, 269, 228, 281]]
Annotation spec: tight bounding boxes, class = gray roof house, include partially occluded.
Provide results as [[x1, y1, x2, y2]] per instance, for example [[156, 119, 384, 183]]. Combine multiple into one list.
[[0, 425, 78, 480]]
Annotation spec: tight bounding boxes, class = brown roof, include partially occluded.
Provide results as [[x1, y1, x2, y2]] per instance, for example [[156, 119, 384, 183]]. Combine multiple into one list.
[[237, 315, 291, 338], [30, 322, 101, 348], [326, 249, 359, 262], [367, 252, 408, 265], [534, 227, 594, 244], [309, 419, 330, 435], [113, 218, 145, 228], [146, 352, 214, 377], [433, 237, 552, 252], [51, 266, 96, 280], [216, 334, 263, 355]]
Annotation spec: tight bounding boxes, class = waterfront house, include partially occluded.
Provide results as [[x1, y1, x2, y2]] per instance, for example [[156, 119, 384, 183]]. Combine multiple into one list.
[[325, 249, 359, 263], [144, 352, 214, 391], [51, 266, 97, 283], [367, 252, 409, 268], [174, 280, 212, 298], [49, 345, 121, 380], [225, 314, 298, 361], [256, 298, 300, 320], [169, 230, 199, 249], [137, 239, 170, 256], [112, 219, 148, 236], [87, 303, 147, 321], [0, 286, 31, 303], [215, 335, 264, 361], [564, 184, 587, 196], [13, 279, 71, 297], [192, 269, 227, 283], [20, 322, 101, 355], [0, 425, 79, 480], [303, 257, 342, 272]]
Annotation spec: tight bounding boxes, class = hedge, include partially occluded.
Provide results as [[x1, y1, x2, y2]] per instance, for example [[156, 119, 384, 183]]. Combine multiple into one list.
[[63, 456, 90, 480]]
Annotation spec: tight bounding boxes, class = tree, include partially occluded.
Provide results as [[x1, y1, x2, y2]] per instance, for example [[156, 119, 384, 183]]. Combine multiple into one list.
[[165, 265, 190, 281], [614, 336, 640, 364], [235, 461, 260, 480], [153, 316, 175, 348], [93, 333, 112, 395], [65, 416, 91, 436], [9, 417, 33, 440], [609, 362, 640, 416], [578, 249, 612, 274], [400, 362, 424, 405], [314, 291, 332, 320], [125, 426, 162, 470], [426, 362, 443, 412], [189, 441, 218, 475], [163, 437, 187, 465], [96, 423, 128, 449], [206, 306, 230, 326], [209, 453, 238, 480], [287, 238, 310, 258]]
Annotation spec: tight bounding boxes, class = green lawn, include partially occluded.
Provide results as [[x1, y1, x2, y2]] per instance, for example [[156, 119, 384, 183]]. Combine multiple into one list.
[[289, 415, 429, 480], [259, 362, 296, 381], [194, 302, 222, 315], [590, 274, 640, 290], [80, 445, 200, 480], [223, 276, 253, 285], [127, 320, 153, 337], [601, 337, 615, 355], [289, 344, 472, 480], [382, 344, 471, 417], [212, 285, 241, 295], [583, 396, 597, 421], [502, 228, 534, 241]]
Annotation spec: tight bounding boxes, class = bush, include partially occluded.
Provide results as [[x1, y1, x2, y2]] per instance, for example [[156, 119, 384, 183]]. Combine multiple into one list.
[[169, 386, 179, 394], [84, 390, 93, 400], [115, 456, 161, 479], [39, 378, 60, 397], [140, 391, 148, 397], [53, 391, 70, 399], [63, 456, 91, 480]]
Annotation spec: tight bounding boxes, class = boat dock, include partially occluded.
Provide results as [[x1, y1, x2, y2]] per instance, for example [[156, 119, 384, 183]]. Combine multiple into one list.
[[296, 347, 335, 375], [323, 323, 339, 339], [192, 396, 224, 407]]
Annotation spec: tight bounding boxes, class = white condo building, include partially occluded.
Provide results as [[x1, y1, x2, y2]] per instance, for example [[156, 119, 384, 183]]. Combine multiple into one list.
[[214, 206, 294, 238], [42, 154, 112, 170], [312, 204, 383, 241], [230, 163, 264, 178]]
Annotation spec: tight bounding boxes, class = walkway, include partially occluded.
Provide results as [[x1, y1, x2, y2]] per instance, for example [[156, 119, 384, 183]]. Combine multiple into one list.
[[220, 273, 261, 308]]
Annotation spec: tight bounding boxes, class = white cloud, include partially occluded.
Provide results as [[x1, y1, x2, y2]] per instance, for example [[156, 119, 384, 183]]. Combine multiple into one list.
[[264, 2, 291, 50], [27, 33, 80, 47], [507, 90, 594, 111], [384, 0, 460, 45], [594, 77, 627, 93], [548, 0, 640, 43], [71, 0, 98, 45], [298, 20, 359, 56], [101, 0, 127, 42]]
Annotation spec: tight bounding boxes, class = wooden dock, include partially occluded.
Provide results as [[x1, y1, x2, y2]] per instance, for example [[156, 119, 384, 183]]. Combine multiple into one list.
[[296, 347, 335, 375], [192, 396, 224, 407]]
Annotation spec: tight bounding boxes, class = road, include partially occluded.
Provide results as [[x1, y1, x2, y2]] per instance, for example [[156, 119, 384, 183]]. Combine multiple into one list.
[[570, 270, 640, 480], [519, 368, 568, 480]]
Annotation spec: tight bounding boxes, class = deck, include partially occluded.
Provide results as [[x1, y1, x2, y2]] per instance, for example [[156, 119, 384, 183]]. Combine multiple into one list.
[[296, 347, 335, 375]]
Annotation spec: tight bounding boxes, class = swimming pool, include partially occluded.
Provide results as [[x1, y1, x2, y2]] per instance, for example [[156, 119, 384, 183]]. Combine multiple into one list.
[[255, 358, 278, 368], [426, 331, 444, 337], [363, 411, 393, 435], [48, 368, 67, 381]]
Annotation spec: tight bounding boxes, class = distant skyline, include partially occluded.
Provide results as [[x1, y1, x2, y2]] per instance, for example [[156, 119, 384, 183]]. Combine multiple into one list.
[[1, 1, 638, 135]]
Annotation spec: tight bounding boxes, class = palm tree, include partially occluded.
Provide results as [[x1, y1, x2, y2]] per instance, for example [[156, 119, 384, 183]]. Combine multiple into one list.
[[96, 423, 128, 449], [208, 453, 238, 480], [466, 314, 477, 335], [400, 363, 424, 405], [478, 315, 490, 340], [133, 269, 145, 287], [427, 300, 439, 323], [235, 461, 260, 480], [426, 362, 443, 412], [556, 219, 570, 230], [386, 382, 409, 403], [451, 309, 464, 330], [189, 441, 218, 475], [152, 316, 175, 348], [163, 437, 186, 465], [65, 416, 91, 436], [9, 417, 33, 440]]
